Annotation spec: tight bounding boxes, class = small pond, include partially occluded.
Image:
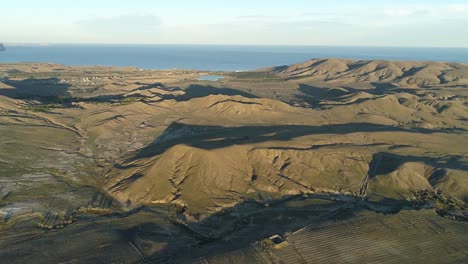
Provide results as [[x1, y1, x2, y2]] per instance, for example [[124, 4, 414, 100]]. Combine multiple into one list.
[[198, 75, 224, 81]]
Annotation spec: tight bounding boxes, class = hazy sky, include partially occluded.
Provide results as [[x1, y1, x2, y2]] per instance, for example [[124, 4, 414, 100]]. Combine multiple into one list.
[[1, 0, 468, 47]]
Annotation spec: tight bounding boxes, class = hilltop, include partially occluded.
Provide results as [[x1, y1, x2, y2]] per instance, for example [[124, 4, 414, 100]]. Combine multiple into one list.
[[265, 58, 468, 87]]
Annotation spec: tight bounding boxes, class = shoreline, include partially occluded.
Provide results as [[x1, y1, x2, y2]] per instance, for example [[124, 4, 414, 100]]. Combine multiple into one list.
[[1, 45, 468, 71]]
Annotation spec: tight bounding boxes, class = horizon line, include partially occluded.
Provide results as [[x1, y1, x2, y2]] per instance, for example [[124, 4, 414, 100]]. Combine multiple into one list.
[[3, 42, 468, 49]]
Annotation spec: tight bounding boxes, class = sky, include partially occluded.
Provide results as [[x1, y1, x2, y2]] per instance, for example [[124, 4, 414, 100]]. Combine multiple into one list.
[[1, 0, 468, 47]]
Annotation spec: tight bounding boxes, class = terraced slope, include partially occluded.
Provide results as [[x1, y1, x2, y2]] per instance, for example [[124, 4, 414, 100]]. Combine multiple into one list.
[[273, 210, 468, 263]]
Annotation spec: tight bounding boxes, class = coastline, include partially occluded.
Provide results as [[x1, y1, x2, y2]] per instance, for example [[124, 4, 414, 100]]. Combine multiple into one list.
[[1, 45, 468, 71]]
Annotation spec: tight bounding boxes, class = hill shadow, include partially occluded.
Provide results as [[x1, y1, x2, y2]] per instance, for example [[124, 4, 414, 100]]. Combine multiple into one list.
[[0, 78, 72, 100], [0, 79, 257, 106], [0, 78, 149, 108], [119, 193, 412, 263], [0, 192, 418, 263], [297, 83, 428, 108], [142, 84, 258, 102], [125, 122, 463, 163], [129, 83, 258, 102], [298, 84, 373, 108], [369, 82, 423, 94], [178, 84, 258, 101], [367, 152, 468, 175]]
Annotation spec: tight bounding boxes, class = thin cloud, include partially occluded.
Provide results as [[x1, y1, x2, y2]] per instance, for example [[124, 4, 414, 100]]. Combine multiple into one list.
[[383, 8, 428, 17], [237, 15, 285, 20], [78, 14, 162, 35], [236, 12, 351, 24], [446, 4, 468, 14], [382, 4, 468, 18]]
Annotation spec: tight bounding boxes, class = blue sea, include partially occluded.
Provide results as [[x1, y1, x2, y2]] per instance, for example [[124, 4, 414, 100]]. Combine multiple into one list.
[[1, 45, 467, 71]]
